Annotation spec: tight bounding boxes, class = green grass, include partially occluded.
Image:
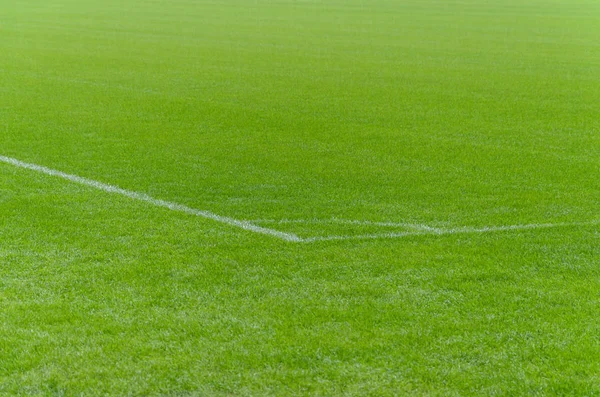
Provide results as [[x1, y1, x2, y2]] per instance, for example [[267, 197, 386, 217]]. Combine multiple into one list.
[[1, 0, 600, 394]]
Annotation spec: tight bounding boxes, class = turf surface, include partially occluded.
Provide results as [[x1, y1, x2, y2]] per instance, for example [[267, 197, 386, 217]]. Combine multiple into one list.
[[1, 0, 600, 394]]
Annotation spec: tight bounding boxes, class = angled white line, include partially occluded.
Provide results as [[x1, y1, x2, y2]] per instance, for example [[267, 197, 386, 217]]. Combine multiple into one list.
[[302, 221, 598, 242], [1, 154, 593, 244], [248, 218, 441, 231], [0, 155, 302, 242]]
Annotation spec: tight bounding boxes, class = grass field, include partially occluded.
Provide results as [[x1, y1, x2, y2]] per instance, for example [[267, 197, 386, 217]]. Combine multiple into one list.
[[1, 0, 600, 394]]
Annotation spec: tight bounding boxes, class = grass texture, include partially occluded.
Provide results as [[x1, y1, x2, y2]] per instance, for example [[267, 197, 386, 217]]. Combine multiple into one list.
[[1, 0, 600, 394]]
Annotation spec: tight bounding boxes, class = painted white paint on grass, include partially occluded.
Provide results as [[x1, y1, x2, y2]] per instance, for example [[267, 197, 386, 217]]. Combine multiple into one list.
[[249, 218, 441, 232], [302, 221, 598, 242], [0, 155, 302, 242], [0, 154, 593, 243]]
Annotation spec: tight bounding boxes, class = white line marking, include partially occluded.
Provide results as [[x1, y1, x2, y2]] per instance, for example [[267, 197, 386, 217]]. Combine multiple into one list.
[[248, 218, 441, 231], [0, 154, 594, 243], [302, 221, 598, 242], [0, 155, 302, 242]]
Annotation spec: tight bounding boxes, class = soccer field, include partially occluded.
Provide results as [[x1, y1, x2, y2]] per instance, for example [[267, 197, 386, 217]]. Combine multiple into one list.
[[1, 0, 600, 394]]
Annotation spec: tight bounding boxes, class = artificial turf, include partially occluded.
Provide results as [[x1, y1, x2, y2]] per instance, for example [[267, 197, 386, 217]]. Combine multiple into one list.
[[1, 0, 600, 394]]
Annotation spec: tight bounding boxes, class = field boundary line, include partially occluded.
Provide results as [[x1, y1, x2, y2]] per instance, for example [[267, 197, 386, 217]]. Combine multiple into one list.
[[0, 155, 302, 242], [1, 154, 594, 243], [248, 218, 441, 231], [302, 221, 598, 242]]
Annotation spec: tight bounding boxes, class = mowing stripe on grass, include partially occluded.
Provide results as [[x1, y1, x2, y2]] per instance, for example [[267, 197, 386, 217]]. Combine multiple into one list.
[[0, 154, 302, 242]]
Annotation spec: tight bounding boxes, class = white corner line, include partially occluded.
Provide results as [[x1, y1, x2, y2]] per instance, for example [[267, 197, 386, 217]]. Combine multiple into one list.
[[301, 221, 598, 242], [0, 155, 303, 242], [1, 154, 594, 244], [247, 218, 441, 232]]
